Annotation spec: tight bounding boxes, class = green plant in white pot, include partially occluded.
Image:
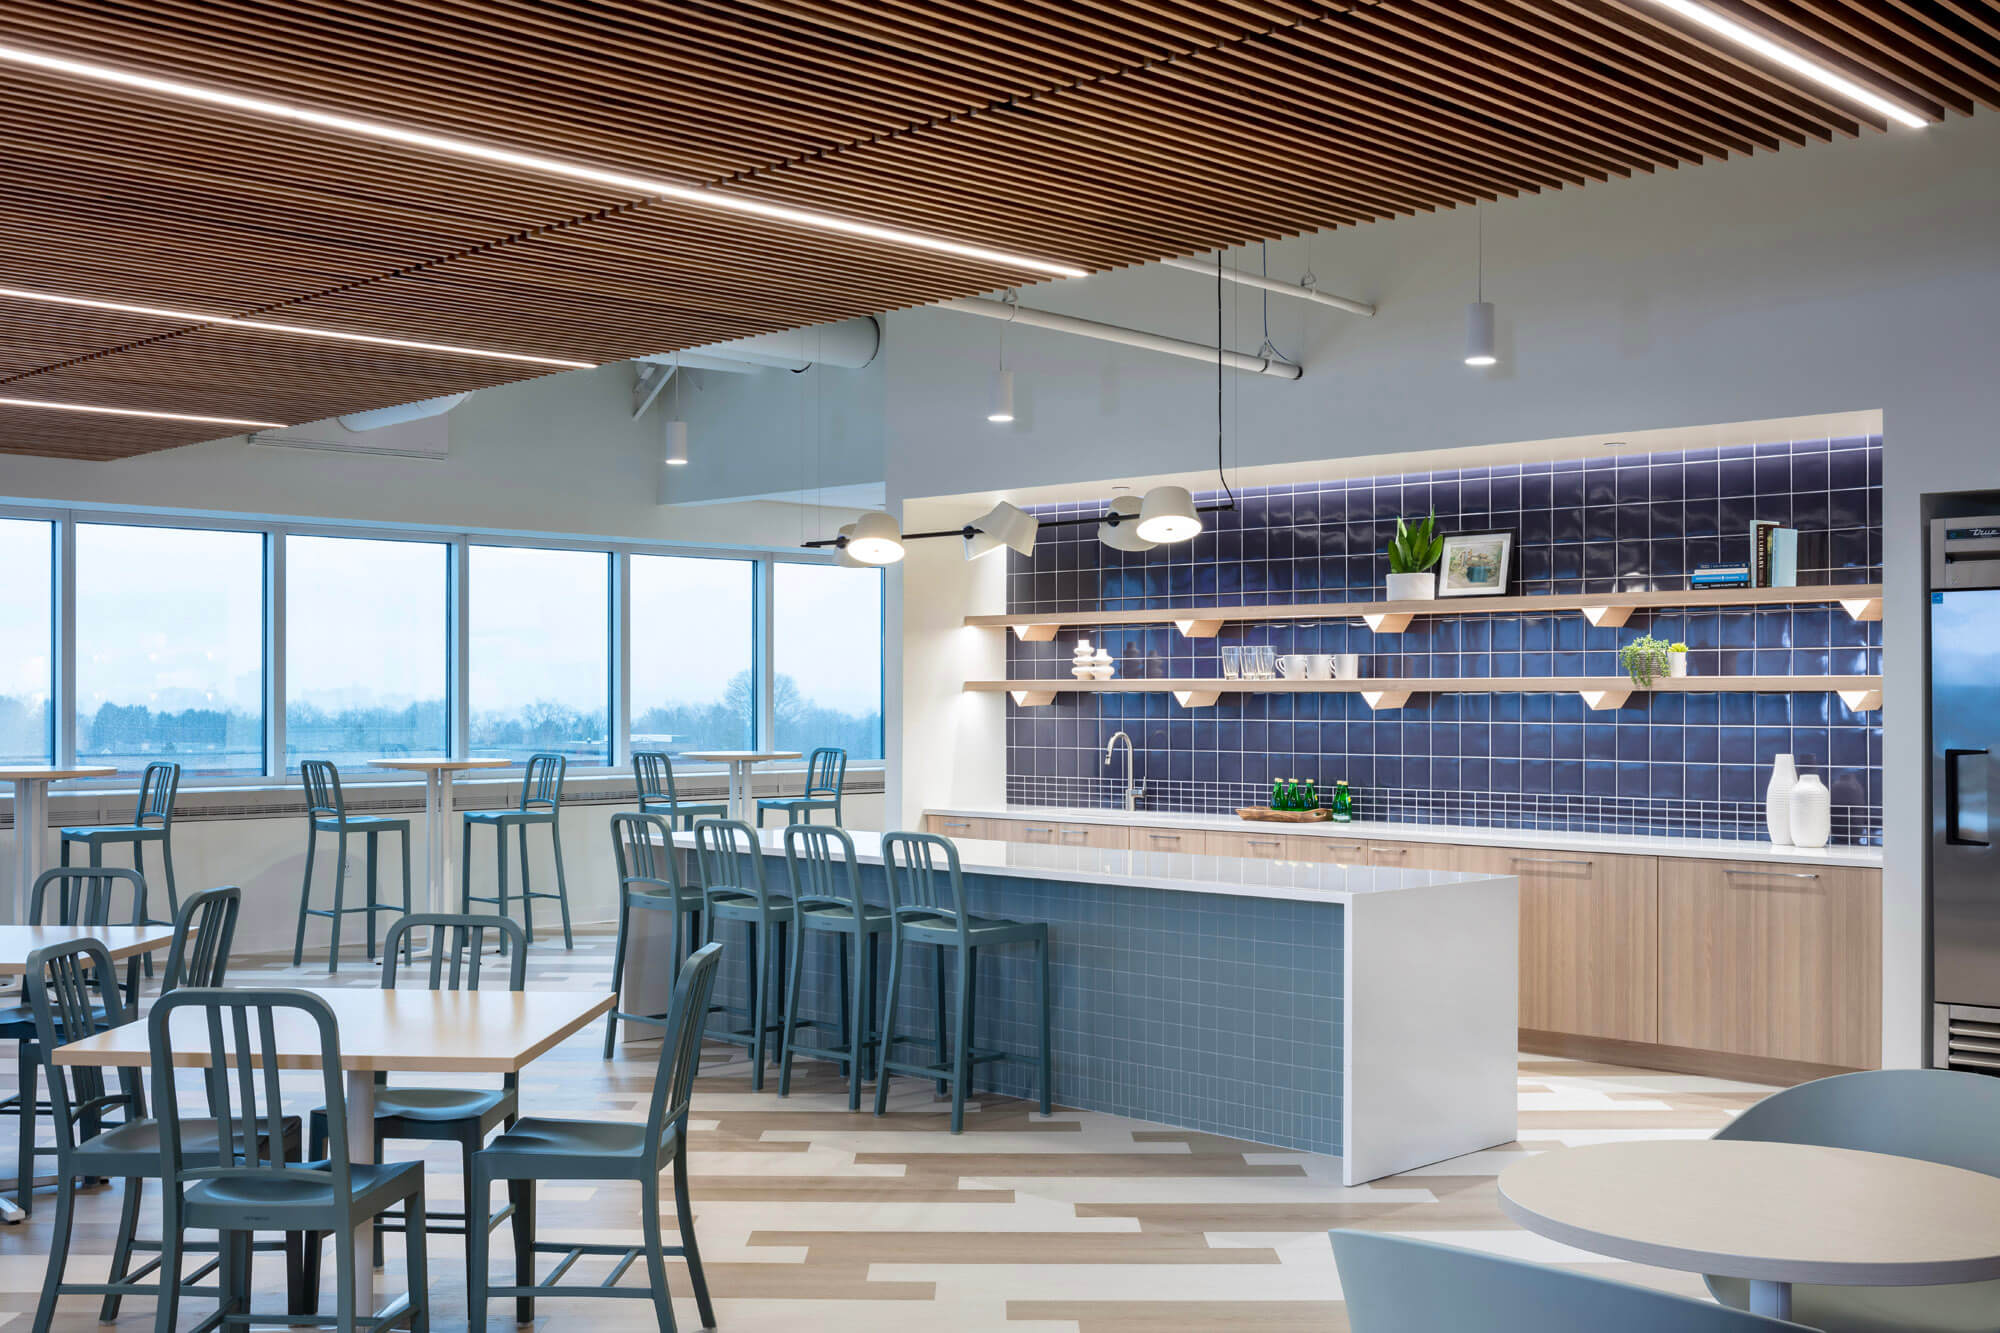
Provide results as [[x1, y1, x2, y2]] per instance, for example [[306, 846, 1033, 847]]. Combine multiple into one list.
[[1385, 514, 1443, 602], [1620, 634, 1677, 687]]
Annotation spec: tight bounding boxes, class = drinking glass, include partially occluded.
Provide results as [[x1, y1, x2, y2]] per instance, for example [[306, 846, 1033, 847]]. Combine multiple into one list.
[[1220, 645, 1243, 679], [1252, 646, 1276, 680]]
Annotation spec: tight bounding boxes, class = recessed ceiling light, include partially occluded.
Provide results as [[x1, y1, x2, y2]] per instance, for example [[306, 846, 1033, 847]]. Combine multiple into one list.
[[0, 284, 594, 368], [1645, 1, 1928, 130], [0, 42, 1091, 281], [0, 396, 287, 427]]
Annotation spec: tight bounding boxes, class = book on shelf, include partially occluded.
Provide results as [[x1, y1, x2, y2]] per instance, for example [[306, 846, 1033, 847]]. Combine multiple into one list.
[[1692, 560, 1751, 589], [1770, 528, 1799, 588], [1749, 519, 1780, 588]]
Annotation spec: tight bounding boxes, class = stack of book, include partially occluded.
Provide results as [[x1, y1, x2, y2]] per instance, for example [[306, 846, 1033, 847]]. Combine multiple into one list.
[[1692, 522, 1803, 589]]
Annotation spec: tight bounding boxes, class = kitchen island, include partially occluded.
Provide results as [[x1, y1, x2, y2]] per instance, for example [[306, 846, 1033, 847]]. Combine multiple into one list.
[[661, 827, 1518, 1184]]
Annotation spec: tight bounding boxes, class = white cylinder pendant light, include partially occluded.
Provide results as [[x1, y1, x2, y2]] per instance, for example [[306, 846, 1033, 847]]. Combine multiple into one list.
[[1099, 493, 1157, 552], [843, 510, 905, 565], [664, 418, 689, 465], [1464, 301, 1496, 367], [986, 368, 1015, 423], [1136, 485, 1202, 544], [965, 500, 1038, 559]]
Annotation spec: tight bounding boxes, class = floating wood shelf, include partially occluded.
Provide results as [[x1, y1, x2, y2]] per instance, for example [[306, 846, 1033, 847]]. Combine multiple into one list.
[[975, 584, 1883, 640], [968, 675, 1884, 714]]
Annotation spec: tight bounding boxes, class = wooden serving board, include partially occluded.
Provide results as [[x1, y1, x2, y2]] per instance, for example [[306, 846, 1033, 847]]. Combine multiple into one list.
[[1235, 807, 1332, 823]]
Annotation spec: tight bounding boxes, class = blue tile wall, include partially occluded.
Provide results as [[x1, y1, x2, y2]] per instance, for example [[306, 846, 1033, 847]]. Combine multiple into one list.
[[1005, 436, 1884, 846]]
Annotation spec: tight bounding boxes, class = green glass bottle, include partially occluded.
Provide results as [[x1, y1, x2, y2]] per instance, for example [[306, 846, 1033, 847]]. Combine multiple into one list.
[[1331, 779, 1353, 823], [1283, 778, 1301, 810], [1271, 776, 1284, 810], [1303, 778, 1319, 810]]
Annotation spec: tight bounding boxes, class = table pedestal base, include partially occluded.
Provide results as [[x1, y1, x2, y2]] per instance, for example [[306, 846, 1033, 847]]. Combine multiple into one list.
[[1748, 1279, 1792, 1320]]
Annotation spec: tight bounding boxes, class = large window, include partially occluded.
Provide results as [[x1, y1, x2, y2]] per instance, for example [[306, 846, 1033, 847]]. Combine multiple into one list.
[[773, 563, 883, 760], [285, 536, 448, 769], [468, 545, 610, 763], [0, 519, 54, 763], [75, 523, 266, 775], [630, 555, 754, 755]]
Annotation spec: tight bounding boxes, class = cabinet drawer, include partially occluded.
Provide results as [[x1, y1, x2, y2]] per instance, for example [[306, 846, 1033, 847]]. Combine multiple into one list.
[[1364, 839, 1460, 872], [1133, 826, 1205, 854], [1286, 834, 1373, 864], [925, 814, 991, 840], [988, 819, 1132, 850], [1204, 828, 1290, 860], [1659, 858, 1880, 1068], [1459, 846, 1659, 1044]]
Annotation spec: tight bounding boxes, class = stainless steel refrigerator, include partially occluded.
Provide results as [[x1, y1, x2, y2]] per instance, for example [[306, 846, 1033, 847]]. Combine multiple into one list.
[[1931, 516, 2000, 1071]]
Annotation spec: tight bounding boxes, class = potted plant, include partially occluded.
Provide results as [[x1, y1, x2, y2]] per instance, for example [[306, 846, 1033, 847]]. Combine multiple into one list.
[[1619, 634, 1675, 687], [1385, 513, 1443, 602], [1668, 642, 1689, 677]]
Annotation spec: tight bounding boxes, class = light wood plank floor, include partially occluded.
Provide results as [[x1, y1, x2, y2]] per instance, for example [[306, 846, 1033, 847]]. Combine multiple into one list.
[[2, 929, 1776, 1332]]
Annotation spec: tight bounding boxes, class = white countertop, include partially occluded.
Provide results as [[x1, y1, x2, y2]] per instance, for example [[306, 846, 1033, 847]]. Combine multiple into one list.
[[666, 825, 1507, 906], [932, 804, 1884, 869]]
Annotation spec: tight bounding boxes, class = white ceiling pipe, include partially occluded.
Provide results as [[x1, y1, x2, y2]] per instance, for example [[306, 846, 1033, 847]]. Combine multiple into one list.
[[639, 350, 766, 374], [337, 391, 471, 432], [936, 297, 1302, 380], [1162, 256, 1376, 318], [637, 315, 881, 373]]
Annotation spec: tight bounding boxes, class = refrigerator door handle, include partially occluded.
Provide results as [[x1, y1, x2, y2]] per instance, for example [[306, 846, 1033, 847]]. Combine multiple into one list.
[[1946, 748, 1991, 847]]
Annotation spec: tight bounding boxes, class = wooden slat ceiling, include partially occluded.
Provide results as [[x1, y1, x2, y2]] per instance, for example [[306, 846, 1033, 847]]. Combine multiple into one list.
[[1, 0, 1994, 459]]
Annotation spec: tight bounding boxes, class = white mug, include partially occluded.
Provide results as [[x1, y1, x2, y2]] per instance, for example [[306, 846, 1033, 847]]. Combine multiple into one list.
[[1276, 654, 1311, 680], [1331, 653, 1362, 680], [1305, 654, 1335, 680]]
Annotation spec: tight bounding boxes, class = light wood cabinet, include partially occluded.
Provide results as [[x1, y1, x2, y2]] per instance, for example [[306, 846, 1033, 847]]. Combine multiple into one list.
[[1204, 828, 1292, 860], [1133, 826, 1207, 854], [1362, 839, 1462, 872], [1659, 857, 1880, 1069], [1284, 834, 1373, 864], [1458, 847, 1659, 1044], [983, 817, 1131, 850], [924, 814, 991, 839]]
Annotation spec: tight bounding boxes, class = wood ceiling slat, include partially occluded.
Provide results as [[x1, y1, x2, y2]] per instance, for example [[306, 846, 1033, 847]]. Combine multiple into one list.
[[0, 0, 1984, 458]]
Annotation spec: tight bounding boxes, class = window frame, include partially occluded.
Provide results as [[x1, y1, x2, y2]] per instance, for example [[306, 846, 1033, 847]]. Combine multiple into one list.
[[0, 499, 876, 790]]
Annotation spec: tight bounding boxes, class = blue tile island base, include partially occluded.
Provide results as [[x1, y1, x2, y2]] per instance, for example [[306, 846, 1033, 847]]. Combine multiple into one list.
[[668, 830, 1520, 1184]]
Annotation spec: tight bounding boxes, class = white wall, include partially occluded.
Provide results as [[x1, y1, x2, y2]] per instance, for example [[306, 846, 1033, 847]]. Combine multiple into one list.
[[886, 111, 2000, 1070]]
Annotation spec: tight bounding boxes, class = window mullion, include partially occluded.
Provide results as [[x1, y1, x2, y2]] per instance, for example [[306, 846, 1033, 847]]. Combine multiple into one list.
[[612, 551, 631, 770], [266, 530, 286, 778], [450, 536, 470, 759], [54, 514, 75, 767], [754, 558, 776, 752]]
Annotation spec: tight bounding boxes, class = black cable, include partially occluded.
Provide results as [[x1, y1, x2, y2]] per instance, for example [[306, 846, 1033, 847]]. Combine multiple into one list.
[[1216, 249, 1235, 511]]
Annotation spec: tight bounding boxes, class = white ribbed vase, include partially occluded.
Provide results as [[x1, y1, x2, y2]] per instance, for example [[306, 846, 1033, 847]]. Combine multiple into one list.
[[1789, 773, 1832, 850], [1765, 753, 1798, 846]]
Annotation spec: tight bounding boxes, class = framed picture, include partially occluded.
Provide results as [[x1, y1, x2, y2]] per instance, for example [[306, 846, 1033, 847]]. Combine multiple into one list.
[[1437, 531, 1514, 597]]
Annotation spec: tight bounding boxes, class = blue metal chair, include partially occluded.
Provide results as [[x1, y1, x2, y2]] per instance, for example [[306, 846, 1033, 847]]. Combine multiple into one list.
[[871, 832, 1051, 1133], [61, 760, 182, 964], [1330, 1230, 1808, 1331], [778, 824, 890, 1109], [463, 752, 573, 950], [151, 987, 430, 1333], [756, 747, 847, 827], [160, 885, 243, 994], [695, 818, 795, 1092], [603, 812, 706, 1058], [0, 866, 148, 1216], [1705, 1069, 2000, 1331], [468, 941, 721, 1333], [308, 914, 527, 1267], [292, 760, 412, 973], [634, 751, 725, 831], [27, 936, 310, 1333]]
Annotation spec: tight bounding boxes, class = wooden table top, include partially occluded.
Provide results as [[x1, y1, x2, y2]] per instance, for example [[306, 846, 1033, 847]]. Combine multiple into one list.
[[369, 757, 512, 772], [0, 766, 116, 782], [1499, 1139, 2000, 1288], [681, 750, 801, 763], [0, 925, 176, 975], [55, 988, 613, 1073]]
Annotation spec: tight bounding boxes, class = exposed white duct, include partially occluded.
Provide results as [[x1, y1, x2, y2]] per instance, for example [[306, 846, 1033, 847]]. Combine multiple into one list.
[[337, 392, 471, 432], [935, 296, 1302, 380], [636, 315, 881, 374], [1163, 256, 1376, 318]]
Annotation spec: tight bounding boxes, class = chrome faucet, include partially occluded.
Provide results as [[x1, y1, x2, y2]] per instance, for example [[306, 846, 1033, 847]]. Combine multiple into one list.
[[1104, 731, 1144, 812]]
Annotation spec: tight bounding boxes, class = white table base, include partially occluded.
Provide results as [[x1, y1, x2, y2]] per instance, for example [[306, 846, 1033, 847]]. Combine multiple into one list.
[[417, 769, 453, 917], [7, 778, 49, 927], [720, 761, 754, 823], [1748, 1279, 1790, 1319], [347, 1070, 379, 1302]]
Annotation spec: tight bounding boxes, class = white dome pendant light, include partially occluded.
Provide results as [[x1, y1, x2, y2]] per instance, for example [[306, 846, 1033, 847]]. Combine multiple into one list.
[[1465, 209, 1498, 368], [842, 510, 905, 565], [1098, 493, 1156, 551], [964, 500, 1039, 559], [1136, 485, 1202, 543]]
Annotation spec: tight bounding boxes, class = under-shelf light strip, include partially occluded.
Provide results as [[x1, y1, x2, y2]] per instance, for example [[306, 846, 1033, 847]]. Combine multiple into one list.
[[0, 43, 1090, 281], [0, 285, 595, 369], [1646, 0, 1929, 130], [0, 396, 287, 427]]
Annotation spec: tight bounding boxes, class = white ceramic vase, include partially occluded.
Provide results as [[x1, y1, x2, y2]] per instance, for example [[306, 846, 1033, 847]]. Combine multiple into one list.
[[1789, 773, 1832, 849], [1669, 654, 1688, 678], [1766, 753, 1798, 846], [1385, 572, 1436, 602]]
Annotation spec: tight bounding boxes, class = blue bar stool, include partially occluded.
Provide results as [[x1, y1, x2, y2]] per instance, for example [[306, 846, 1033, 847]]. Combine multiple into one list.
[[292, 760, 412, 973], [462, 752, 573, 950], [694, 818, 794, 1092], [60, 759, 180, 970], [603, 812, 706, 1058], [777, 824, 890, 1109], [633, 751, 725, 830], [756, 747, 847, 827], [872, 832, 1052, 1133]]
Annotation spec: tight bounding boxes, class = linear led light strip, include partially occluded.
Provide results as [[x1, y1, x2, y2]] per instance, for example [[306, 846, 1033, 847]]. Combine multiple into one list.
[[0, 284, 594, 368], [0, 396, 287, 427], [0, 42, 1091, 280], [1648, 0, 1929, 130]]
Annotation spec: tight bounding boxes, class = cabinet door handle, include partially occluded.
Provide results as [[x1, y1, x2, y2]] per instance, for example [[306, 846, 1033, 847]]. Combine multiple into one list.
[[940, 820, 974, 829], [1246, 837, 1283, 847], [1059, 829, 1089, 841], [1511, 856, 1594, 868], [1147, 832, 1182, 843], [1022, 825, 1055, 834], [1723, 867, 1821, 881], [1374, 847, 1409, 856]]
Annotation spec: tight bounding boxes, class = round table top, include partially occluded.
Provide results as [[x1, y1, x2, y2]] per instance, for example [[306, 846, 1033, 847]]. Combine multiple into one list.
[[0, 765, 116, 782], [369, 757, 513, 772], [680, 750, 801, 763], [1499, 1139, 2000, 1288]]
